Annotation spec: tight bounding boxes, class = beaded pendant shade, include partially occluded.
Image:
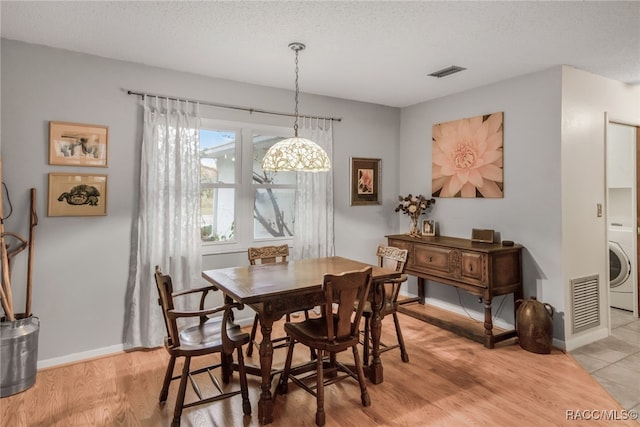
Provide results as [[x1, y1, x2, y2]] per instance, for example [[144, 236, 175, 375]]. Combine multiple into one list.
[[262, 43, 331, 172]]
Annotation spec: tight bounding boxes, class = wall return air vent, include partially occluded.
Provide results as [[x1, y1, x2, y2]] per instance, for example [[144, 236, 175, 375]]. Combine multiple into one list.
[[571, 274, 600, 334]]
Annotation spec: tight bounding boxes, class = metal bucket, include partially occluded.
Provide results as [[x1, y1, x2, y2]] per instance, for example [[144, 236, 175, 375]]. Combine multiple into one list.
[[1, 316, 39, 397]]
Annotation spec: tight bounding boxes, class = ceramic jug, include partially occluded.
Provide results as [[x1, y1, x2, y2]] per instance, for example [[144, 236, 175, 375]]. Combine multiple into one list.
[[516, 296, 554, 354]]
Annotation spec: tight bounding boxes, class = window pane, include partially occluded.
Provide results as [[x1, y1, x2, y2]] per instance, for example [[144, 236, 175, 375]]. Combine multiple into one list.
[[253, 134, 296, 185], [201, 129, 237, 184], [254, 188, 295, 239], [201, 187, 235, 242]]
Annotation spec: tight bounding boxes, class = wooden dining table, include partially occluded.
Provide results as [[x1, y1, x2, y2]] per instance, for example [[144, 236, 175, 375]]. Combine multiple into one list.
[[202, 255, 401, 425]]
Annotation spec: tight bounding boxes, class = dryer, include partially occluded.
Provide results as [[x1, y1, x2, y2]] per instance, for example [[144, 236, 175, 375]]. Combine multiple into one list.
[[609, 226, 635, 311]]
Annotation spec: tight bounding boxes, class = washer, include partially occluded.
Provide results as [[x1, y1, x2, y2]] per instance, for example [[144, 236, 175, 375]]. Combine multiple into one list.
[[609, 226, 635, 311]]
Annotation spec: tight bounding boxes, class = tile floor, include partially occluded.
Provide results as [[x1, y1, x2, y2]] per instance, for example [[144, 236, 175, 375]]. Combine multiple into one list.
[[571, 308, 640, 420]]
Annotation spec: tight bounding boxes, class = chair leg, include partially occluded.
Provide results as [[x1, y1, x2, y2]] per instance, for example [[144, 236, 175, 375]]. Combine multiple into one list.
[[363, 315, 370, 366], [277, 337, 296, 395], [315, 349, 325, 427], [393, 312, 409, 363], [236, 349, 252, 415], [173, 356, 191, 427], [247, 314, 259, 357], [160, 354, 176, 403], [221, 352, 233, 383], [351, 345, 371, 407]]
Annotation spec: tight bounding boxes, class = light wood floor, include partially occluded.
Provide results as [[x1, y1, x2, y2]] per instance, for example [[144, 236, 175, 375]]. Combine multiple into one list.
[[1, 311, 635, 427]]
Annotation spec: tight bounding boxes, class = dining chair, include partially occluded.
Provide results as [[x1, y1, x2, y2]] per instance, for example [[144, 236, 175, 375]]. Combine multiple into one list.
[[277, 267, 373, 427], [360, 245, 410, 365], [154, 266, 251, 427], [246, 244, 310, 357]]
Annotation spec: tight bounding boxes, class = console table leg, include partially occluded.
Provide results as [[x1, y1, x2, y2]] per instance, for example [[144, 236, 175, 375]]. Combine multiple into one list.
[[483, 298, 495, 349], [418, 277, 426, 305]]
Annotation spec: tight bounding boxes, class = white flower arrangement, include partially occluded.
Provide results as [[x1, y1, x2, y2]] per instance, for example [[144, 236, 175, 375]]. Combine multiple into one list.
[[395, 194, 436, 236]]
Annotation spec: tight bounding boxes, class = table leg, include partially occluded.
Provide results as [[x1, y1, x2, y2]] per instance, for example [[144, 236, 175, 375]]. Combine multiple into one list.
[[483, 297, 495, 349], [258, 317, 274, 424], [369, 280, 384, 384], [418, 277, 426, 304]]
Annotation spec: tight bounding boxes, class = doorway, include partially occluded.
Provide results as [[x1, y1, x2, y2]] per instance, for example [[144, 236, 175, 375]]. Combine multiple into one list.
[[606, 119, 640, 318]]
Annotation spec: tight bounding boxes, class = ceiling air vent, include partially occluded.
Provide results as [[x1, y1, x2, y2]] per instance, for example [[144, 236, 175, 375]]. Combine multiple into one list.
[[428, 65, 467, 78], [571, 274, 600, 334]]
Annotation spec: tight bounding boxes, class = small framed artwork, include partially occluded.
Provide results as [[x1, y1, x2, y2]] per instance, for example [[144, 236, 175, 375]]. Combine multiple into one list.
[[350, 157, 381, 206], [49, 121, 109, 167], [48, 173, 108, 217], [422, 219, 436, 236]]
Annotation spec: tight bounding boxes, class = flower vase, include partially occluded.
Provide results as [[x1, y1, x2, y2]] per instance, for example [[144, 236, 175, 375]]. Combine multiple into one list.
[[408, 216, 420, 237]]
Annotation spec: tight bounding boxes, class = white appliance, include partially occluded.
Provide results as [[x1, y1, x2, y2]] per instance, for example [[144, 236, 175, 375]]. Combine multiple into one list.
[[609, 226, 635, 311]]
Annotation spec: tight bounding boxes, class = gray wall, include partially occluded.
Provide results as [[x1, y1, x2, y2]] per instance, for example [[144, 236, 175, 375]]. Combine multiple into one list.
[[399, 67, 564, 336], [1, 39, 400, 364], [4, 39, 637, 363], [399, 66, 640, 346]]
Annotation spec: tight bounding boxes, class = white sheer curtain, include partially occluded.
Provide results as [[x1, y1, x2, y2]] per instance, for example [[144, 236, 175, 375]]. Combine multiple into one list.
[[293, 117, 335, 259], [124, 96, 202, 349]]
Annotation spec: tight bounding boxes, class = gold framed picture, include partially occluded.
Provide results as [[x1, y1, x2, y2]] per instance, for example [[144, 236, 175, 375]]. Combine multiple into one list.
[[422, 219, 436, 236], [49, 121, 109, 167], [350, 157, 381, 206], [48, 173, 108, 217]]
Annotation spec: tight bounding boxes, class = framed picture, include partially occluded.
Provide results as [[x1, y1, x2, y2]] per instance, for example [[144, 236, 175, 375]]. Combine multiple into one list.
[[432, 112, 503, 198], [350, 157, 381, 205], [422, 219, 436, 236], [48, 173, 108, 217], [49, 121, 109, 167]]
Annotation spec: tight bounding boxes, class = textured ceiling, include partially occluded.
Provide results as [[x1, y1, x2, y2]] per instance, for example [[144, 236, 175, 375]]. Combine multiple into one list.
[[1, 1, 639, 107]]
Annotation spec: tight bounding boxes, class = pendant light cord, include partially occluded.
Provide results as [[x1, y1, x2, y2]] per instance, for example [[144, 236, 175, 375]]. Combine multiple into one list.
[[293, 47, 300, 137]]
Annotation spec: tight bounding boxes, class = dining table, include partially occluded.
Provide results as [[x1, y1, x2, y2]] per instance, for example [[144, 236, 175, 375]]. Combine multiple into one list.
[[201, 255, 401, 425]]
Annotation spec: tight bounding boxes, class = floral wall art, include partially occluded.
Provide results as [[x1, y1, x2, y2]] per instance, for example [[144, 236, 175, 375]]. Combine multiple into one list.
[[432, 112, 504, 198], [350, 157, 381, 205]]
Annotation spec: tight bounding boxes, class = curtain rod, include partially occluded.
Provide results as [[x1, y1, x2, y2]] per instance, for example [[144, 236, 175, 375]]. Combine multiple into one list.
[[126, 89, 342, 122]]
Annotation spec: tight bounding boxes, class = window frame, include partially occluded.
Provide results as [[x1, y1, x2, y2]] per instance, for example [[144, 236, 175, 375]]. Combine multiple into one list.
[[200, 118, 295, 255]]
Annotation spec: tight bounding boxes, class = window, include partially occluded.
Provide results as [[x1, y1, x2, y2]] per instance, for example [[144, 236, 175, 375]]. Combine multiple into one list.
[[199, 120, 295, 253]]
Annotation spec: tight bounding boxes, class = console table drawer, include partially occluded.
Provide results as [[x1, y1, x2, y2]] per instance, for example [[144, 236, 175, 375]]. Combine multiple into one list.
[[461, 252, 484, 282], [414, 245, 451, 273]]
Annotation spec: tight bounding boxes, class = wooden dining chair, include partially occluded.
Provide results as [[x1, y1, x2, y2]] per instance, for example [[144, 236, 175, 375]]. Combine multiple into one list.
[[277, 267, 373, 427], [154, 266, 251, 427], [360, 245, 410, 365], [246, 244, 311, 357]]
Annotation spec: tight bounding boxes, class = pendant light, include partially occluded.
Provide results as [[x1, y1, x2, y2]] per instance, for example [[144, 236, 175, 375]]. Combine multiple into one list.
[[262, 42, 331, 172]]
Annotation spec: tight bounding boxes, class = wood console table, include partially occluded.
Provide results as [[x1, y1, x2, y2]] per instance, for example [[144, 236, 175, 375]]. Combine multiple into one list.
[[386, 234, 523, 348]]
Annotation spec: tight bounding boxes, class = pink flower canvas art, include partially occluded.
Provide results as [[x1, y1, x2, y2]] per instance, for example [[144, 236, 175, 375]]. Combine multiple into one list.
[[432, 112, 504, 198]]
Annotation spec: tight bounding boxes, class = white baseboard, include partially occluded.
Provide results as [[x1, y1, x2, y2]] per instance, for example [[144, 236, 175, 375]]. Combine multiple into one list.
[[422, 297, 515, 331], [38, 344, 125, 370], [563, 326, 609, 352], [37, 314, 257, 370], [552, 337, 567, 351]]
